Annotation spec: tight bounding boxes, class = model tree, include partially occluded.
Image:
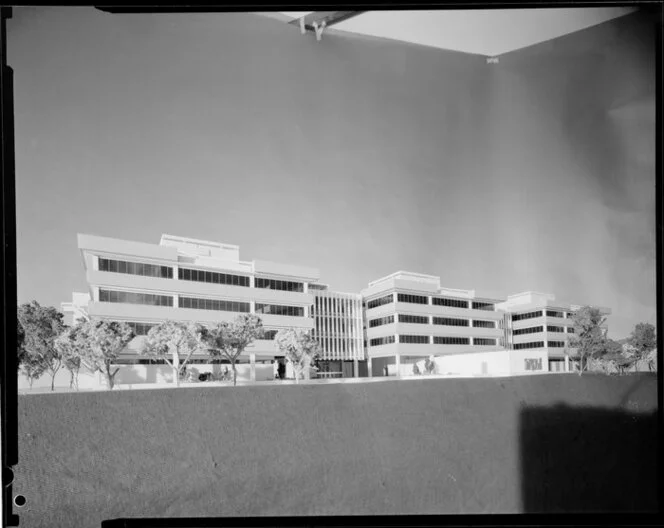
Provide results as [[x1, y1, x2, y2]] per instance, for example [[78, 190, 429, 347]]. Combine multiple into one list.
[[54, 325, 84, 390], [628, 322, 657, 370], [569, 306, 608, 376], [203, 314, 264, 386], [75, 319, 134, 389], [274, 328, 321, 384], [17, 301, 66, 391], [141, 321, 208, 386]]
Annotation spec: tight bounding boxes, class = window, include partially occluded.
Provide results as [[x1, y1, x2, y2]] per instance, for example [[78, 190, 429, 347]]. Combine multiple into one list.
[[474, 338, 497, 346], [255, 277, 304, 293], [548, 341, 565, 348], [513, 326, 543, 336], [473, 320, 495, 328], [370, 336, 396, 347], [433, 336, 470, 345], [178, 267, 249, 287], [433, 317, 469, 327], [126, 322, 156, 336], [546, 310, 564, 318], [547, 325, 564, 333], [179, 296, 250, 313], [261, 330, 279, 340], [512, 311, 543, 322], [432, 297, 468, 308], [369, 315, 394, 328], [99, 258, 173, 279], [513, 341, 544, 350], [397, 293, 429, 305], [99, 289, 173, 307], [567, 327, 575, 333], [472, 301, 494, 311], [367, 295, 394, 309], [399, 335, 429, 344], [255, 304, 304, 317], [398, 314, 429, 324]]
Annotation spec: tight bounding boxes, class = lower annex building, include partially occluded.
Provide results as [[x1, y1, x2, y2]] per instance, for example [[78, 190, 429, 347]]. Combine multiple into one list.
[[63, 233, 610, 381]]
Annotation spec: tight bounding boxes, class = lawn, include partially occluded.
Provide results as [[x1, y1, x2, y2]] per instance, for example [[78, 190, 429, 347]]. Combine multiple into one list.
[[13, 373, 658, 527]]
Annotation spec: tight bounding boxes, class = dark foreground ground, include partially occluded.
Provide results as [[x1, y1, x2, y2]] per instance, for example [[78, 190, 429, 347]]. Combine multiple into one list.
[[13, 373, 659, 527]]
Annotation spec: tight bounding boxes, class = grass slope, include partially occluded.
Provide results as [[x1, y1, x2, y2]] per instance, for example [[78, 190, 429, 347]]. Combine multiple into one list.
[[14, 373, 658, 527]]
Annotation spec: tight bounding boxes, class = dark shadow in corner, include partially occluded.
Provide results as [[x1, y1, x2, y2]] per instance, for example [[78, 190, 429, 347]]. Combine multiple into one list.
[[520, 404, 658, 513]]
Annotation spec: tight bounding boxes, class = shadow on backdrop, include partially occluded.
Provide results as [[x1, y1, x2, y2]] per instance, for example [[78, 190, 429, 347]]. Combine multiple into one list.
[[520, 400, 658, 513]]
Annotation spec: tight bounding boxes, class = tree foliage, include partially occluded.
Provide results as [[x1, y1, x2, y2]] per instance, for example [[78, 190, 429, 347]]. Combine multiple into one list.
[[569, 306, 608, 376], [141, 321, 208, 386], [274, 328, 321, 384], [202, 314, 264, 386], [17, 301, 66, 391], [75, 319, 134, 389]]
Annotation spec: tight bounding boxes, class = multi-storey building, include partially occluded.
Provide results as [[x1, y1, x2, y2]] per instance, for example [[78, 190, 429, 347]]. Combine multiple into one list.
[[497, 291, 610, 373], [362, 271, 506, 376], [74, 233, 321, 379], [61, 233, 611, 385]]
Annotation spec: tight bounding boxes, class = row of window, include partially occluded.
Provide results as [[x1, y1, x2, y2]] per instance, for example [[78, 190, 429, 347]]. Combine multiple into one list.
[[255, 278, 304, 293], [514, 341, 544, 350], [370, 336, 396, 346], [512, 311, 543, 322], [546, 310, 565, 318], [397, 293, 429, 305], [472, 301, 494, 311], [547, 325, 564, 333], [399, 314, 429, 325], [100, 258, 307, 292], [474, 338, 497, 346], [369, 315, 497, 328], [434, 336, 470, 345], [255, 304, 304, 317], [179, 267, 250, 287], [513, 325, 543, 336], [179, 297, 250, 313], [367, 295, 394, 309], [99, 289, 174, 307], [432, 297, 468, 308], [473, 320, 496, 328], [548, 341, 565, 348], [399, 334, 429, 344], [369, 315, 394, 328], [433, 317, 469, 327], [99, 258, 173, 279]]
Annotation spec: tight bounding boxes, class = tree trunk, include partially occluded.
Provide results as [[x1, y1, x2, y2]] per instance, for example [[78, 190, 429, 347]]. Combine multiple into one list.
[[51, 372, 56, 391], [232, 359, 237, 386], [106, 364, 120, 389]]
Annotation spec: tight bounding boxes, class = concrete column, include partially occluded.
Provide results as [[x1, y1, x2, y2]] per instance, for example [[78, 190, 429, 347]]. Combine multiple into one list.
[[354, 358, 359, 378], [250, 300, 256, 313], [250, 352, 256, 382], [250, 275, 255, 288], [395, 353, 401, 377], [564, 354, 570, 372], [172, 293, 179, 308], [368, 357, 373, 378], [304, 282, 309, 293], [172, 264, 179, 279]]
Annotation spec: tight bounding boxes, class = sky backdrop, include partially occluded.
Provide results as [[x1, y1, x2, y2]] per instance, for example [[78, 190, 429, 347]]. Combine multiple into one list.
[[8, 7, 656, 338]]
